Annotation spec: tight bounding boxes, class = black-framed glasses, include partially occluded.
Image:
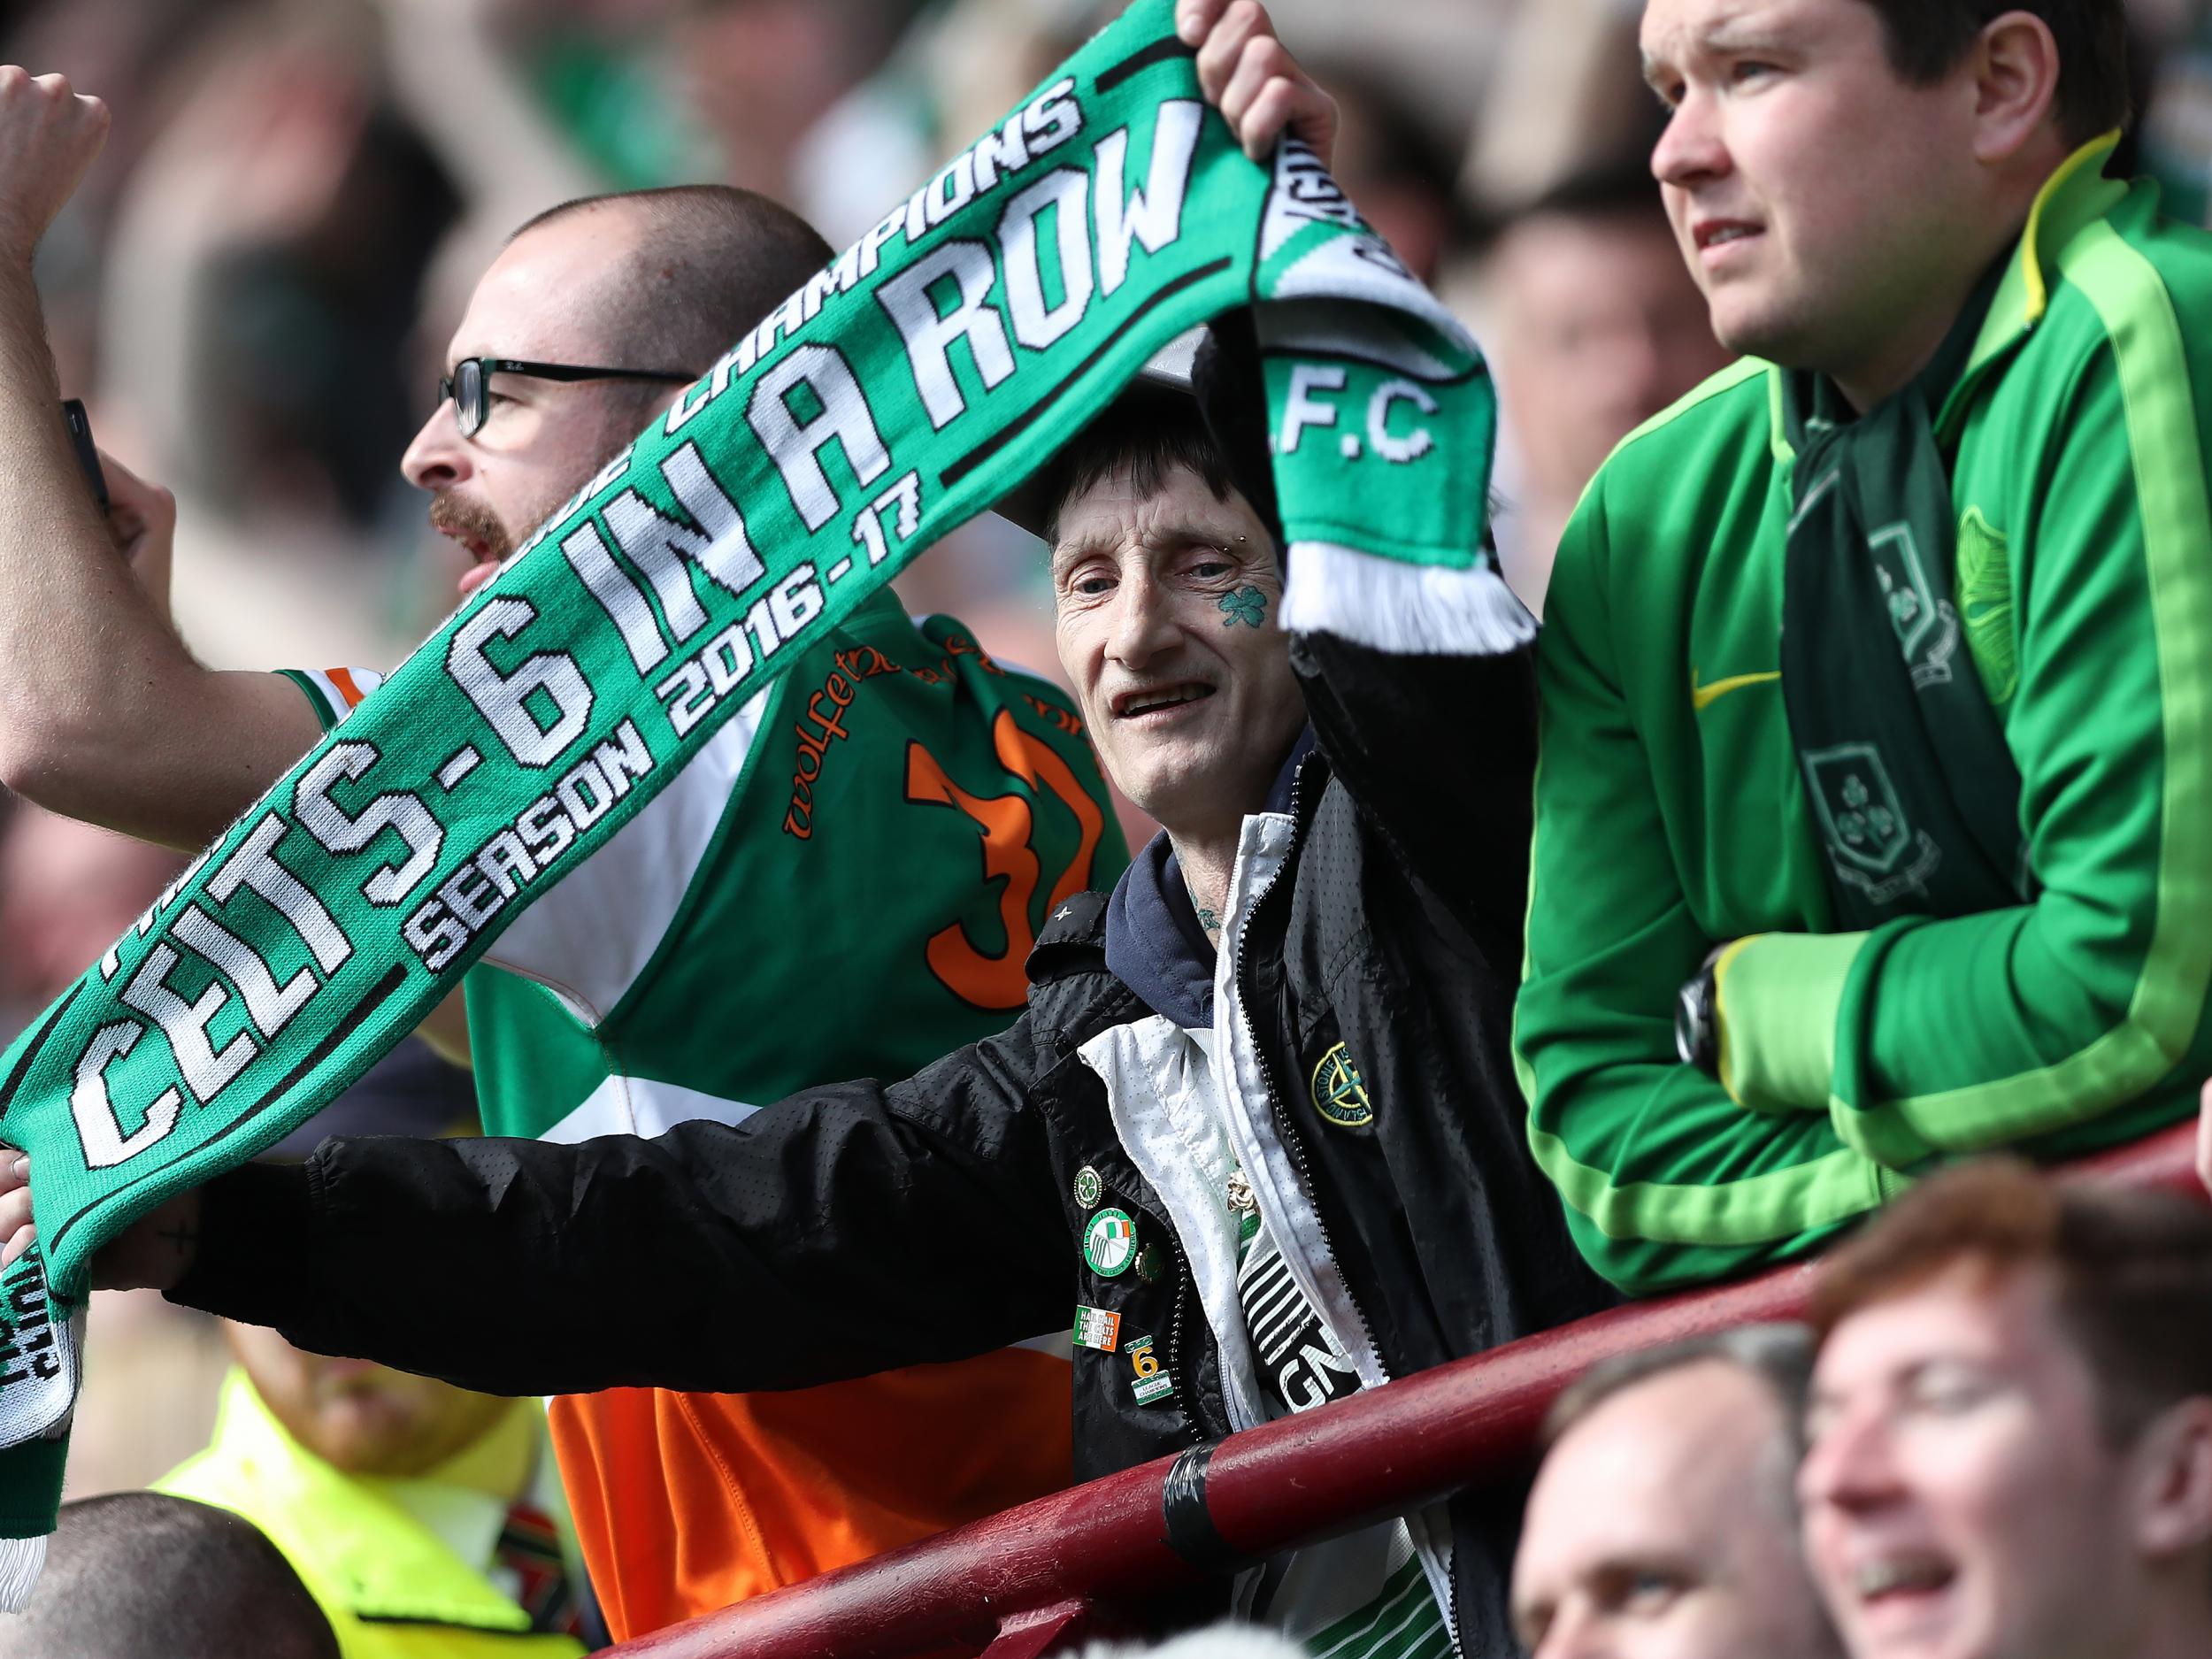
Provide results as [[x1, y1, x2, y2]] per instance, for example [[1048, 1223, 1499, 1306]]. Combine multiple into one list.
[[436, 357, 695, 439]]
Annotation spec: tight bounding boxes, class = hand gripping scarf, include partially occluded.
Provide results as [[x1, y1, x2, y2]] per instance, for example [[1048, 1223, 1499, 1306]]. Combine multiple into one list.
[[0, 0, 1522, 1597]]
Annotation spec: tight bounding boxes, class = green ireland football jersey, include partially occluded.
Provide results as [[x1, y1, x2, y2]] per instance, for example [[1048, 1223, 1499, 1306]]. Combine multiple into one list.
[[290, 586, 1127, 1139], [1517, 140, 2212, 1294]]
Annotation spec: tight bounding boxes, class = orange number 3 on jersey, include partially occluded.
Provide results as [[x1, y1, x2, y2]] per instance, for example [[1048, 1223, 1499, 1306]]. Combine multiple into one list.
[[904, 709, 1107, 1009]]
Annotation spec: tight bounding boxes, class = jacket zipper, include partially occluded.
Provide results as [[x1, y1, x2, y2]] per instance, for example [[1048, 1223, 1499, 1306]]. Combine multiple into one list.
[[1232, 754, 1387, 1385], [1235, 754, 1470, 1655], [1162, 1231, 1208, 1446]]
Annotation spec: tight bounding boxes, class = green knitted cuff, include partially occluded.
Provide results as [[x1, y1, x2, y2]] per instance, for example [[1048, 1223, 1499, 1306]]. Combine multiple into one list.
[[1717, 931, 1870, 1112]]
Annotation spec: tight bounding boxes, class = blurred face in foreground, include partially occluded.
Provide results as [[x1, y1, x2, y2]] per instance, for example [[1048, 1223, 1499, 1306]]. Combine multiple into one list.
[[1639, 0, 1990, 400], [1801, 1263, 2212, 1659], [1513, 1361, 1839, 1659], [1051, 465, 1304, 841], [228, 1323, 514, 1478], [402, 204, 680, 600], [1493, 204, 1729, 503], [0, 809, 181, 1012]]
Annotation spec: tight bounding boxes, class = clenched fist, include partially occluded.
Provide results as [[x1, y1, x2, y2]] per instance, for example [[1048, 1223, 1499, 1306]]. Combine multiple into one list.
[[0, 67, 108, 266], [0, 1152, 203, 1292], [1176, 0, 1338, 168]]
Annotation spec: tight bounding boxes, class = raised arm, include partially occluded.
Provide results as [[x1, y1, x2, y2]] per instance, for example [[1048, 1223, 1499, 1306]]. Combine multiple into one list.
[[1176, 0, 1337, 166], [0, 1013, 1071, 1397], [1291, 631, 1538, 962], [0, 70, 322, 851]]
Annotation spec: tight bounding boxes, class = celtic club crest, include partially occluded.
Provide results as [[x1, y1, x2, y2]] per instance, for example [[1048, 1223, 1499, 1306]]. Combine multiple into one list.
[[1803, 742, 1941, 904]]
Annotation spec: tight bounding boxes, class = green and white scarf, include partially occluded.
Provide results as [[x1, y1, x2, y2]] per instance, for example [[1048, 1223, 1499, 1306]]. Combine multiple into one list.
[[0, 0, 1517, 1595]]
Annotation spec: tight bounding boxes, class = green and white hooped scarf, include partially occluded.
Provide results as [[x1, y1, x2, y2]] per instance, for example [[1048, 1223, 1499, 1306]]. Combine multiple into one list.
[[0, 0, 1519, 1597]]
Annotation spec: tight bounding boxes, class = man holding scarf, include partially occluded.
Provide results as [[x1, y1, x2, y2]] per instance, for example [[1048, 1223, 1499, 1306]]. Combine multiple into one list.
[[0, 4, 1614, 1650], [25, 359, 1609, 1659], [1513, 0, 2212, 1295], [0, 70, 1131, 1654]]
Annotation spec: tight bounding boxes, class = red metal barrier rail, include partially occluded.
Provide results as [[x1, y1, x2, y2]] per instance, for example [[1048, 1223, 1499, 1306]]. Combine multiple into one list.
[[609, 1123, 2204, 1659]]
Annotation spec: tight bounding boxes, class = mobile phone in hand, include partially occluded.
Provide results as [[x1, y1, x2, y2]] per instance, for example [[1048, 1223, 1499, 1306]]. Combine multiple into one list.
[[62, 398, 109, 514]]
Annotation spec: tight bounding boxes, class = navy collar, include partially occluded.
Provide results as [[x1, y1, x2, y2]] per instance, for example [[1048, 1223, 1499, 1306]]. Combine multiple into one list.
[[1102, 729, 1316, 1029]]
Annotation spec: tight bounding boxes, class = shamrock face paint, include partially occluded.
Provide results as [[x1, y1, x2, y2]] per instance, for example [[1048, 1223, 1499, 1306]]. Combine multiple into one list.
[[1219, 587, 1267, 628], [1050, 465, 1304, 838]]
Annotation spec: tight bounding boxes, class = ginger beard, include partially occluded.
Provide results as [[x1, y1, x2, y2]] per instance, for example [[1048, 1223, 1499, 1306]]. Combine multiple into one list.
[[430, 489, 518, 599], [427, 421, 652, 602]]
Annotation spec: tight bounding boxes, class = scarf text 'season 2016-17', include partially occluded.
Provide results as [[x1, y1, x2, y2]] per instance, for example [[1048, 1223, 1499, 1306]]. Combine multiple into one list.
[[0, 0, 1521, 1592]]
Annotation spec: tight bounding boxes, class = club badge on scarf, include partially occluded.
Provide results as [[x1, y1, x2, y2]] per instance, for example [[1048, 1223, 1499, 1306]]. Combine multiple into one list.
[[0, 0, 1520, 1594]]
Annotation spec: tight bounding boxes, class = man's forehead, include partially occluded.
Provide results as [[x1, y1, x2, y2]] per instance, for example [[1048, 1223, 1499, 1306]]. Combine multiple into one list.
[[1521, 1379, 1764, 1607], [1052, 466, 1256, 551], [446, 213, 631, 367], [1553, 1363, 1778, 1509], [1640, 0, 1816, 61], [1815, 1265, 2058, 1389]]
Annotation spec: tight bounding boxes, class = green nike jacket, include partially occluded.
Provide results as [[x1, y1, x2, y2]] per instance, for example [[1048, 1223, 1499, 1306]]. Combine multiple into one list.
[[1514, 135, 2212, 1294]]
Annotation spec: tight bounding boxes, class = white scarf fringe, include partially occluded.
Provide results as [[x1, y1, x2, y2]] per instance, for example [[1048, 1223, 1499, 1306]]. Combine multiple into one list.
[[1282, 541, 1537, 656], [0, 1532, 46, 1612]]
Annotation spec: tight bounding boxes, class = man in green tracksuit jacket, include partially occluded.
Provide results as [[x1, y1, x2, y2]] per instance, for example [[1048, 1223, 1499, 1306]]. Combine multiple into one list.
[[1516, 0, 2212, 1294]]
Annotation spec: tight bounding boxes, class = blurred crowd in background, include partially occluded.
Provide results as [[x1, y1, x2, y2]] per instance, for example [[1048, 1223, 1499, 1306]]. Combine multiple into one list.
[[3, 0, 2212, 1503]]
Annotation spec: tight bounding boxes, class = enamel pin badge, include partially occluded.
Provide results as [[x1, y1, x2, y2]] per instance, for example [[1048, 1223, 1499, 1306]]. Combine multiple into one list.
[[1083, 1208, 1138, 1278]]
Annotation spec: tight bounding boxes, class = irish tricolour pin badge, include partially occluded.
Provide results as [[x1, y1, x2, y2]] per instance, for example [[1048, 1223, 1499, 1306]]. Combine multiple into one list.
[[1083, 1208, 1138, 1278], [1072, 1304, 1122, 1352]]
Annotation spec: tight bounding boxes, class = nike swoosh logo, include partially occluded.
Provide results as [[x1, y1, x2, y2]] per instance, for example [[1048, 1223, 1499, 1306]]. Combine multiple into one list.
[[1690, 669, 1782, 711]]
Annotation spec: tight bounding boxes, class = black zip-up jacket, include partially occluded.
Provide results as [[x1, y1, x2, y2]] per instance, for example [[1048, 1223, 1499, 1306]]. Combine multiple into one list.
[[171, 633, 1615, 1654]]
